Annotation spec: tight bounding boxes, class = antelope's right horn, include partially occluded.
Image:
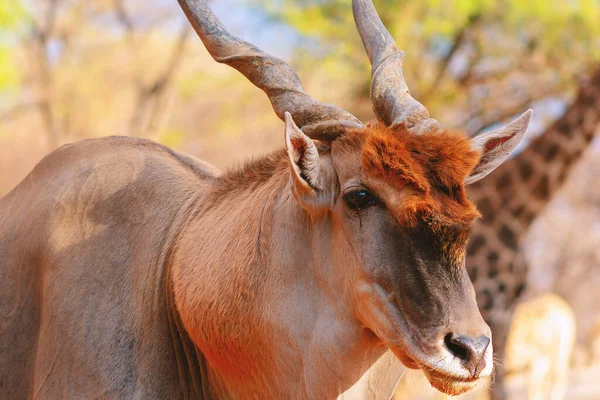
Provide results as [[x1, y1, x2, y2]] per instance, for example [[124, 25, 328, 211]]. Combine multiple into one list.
[[178, 0, 365, 141]]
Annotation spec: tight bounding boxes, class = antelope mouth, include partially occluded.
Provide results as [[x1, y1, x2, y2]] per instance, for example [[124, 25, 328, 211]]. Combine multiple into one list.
[[391, 343, 483, 395], [374, 291, 489, 395], [387, 335, 484, 396], [422, 368, 481, 395], [359, 282, 491, 394]]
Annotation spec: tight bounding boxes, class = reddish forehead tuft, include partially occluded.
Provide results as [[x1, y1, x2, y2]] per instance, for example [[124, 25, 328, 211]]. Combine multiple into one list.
[[360, 124, 482, 226], [361, 124, 480, 190]]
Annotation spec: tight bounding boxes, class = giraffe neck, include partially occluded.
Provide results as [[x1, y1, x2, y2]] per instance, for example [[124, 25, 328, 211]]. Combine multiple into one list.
[[468, 68, 600, 234]]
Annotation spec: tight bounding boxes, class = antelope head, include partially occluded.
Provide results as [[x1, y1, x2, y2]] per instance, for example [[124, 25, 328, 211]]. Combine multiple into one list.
[[179, 0, 531, 395]]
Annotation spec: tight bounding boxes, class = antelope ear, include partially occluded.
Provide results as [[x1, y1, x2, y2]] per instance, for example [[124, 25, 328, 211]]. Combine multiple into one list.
[[284, 112, 324, 194], [466, 110, 533, 184]]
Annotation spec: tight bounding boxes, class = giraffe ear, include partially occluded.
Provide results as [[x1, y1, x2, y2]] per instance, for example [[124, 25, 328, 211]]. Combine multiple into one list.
[[466, 110, 533, 185], [284, 112, 324, 194]]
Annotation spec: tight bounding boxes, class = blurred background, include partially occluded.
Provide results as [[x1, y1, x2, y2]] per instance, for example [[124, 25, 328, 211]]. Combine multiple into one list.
[[1, 0, 599, 399]]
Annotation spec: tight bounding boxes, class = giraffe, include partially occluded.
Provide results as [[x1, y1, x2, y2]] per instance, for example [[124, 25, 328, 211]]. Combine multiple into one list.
[[465, 67, 600, 399]]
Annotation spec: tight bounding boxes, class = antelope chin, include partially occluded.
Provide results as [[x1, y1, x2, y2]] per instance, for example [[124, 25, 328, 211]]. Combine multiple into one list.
[[388, 347, 482, 395], [362, 282, 491, 396], [380, 302, 491, 396], [422, 368, 480, 395]]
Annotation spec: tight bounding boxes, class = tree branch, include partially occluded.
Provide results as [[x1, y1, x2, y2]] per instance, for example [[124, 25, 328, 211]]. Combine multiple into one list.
[[127, 22, 191, 137], [0, 102, 41, 122], [28, 0, 63, 149], [144, 24, 191, 136], [421, 14, 481, 102], [115, 0, 143, 90]]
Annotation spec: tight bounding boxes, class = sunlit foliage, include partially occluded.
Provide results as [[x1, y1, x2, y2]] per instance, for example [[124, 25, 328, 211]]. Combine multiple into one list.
[[0, 0, 25, 92], [260, 0, 600, 131]]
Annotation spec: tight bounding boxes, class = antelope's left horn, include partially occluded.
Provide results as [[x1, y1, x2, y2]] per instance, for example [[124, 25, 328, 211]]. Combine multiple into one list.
[[352, 0, 439, 134]]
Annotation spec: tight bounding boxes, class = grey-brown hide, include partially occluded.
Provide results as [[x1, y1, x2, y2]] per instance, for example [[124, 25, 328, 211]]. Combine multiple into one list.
[[0, 138, 217, 399], [0, 127, 521, 399]]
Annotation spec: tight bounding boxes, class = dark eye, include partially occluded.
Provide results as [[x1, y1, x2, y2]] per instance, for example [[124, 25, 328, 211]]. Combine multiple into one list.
[[344, 189, 376, 212]]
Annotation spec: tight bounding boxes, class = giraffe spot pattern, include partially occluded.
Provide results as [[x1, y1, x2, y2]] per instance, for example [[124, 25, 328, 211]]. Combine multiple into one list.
[[468, 264, 478, 282], [499, 225, 518, 251], [487, 250, 500, 262], [558, 167, 568, 183], [467, 235, 486, 256], [482, 289, 494, 312], [518, 161, 534, 181], [498, 281, 506, 292], [557, 119, 572, 137], [532, 175, 550, 199], [487, 265, 499, 279], [515, 283, 526, 299], [477, 197, 495, 222], [542, 143, 559, 162], [512, 204, 526, 220], [521, 210, 537, 225], [496, 171, 513, 191]]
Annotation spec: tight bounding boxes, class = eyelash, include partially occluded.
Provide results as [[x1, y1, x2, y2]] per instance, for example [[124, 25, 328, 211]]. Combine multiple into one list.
[[343, 189, 377, 212]]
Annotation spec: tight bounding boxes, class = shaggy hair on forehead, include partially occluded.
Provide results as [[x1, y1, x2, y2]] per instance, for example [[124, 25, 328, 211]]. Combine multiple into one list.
[[336, 123, 482, 229]]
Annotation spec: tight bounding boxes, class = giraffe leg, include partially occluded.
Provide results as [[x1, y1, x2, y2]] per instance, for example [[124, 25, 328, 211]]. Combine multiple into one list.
[[488, 327, 507, 400], [484, 253, 528, 400], [487, 314, 514, 400]]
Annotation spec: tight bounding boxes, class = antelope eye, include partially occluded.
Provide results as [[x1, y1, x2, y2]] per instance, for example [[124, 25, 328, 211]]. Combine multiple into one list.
[[344, 189, 376, 212]]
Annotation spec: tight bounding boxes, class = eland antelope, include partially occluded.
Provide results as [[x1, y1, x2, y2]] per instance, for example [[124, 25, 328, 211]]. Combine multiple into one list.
[[0, 0, 532, 398]]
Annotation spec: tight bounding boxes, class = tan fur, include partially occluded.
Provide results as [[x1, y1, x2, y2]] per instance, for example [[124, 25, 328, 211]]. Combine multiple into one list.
[[0, 119, 525, 399], [169, 1, 535, 397], [170, 126, 491, 398]]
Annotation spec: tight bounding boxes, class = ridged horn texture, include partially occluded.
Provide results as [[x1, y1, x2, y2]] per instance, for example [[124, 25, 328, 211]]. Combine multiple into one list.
[[352, 0, 439, 134], [177, 0, 365, 141]]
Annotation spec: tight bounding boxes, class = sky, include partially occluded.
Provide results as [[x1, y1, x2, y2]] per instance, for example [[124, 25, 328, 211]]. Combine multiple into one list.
[[168, 0, 300, 59]]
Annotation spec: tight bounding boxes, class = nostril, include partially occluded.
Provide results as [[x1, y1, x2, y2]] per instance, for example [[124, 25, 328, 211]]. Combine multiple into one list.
[[444, 333, 469, 361], [444, 333, 491, 375]]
